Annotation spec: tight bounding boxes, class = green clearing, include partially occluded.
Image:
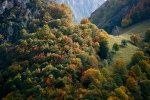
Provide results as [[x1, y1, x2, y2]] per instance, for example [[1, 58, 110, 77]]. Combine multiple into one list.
[[109, 19, 150, 65]]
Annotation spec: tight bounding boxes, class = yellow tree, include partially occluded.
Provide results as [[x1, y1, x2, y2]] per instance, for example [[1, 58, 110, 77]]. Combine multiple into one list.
[[88, 55, 98, 68], [130, 34, 141, 45], [0, 34, 4, 43], [80, 18, 91, 24], [112, 58, 128, 78], [108, 86, 129, 100], [81, 68, 106, 88], [49, 3, 73, 21], [126, 77, 138, 91], [114, 87, 129, 100], [37, 24, 55, 40], [121, 18, 132, 27], [8, 62, 22, 75]]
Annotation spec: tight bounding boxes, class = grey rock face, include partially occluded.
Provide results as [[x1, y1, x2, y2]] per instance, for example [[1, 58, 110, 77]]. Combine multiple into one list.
[[56, 0, 105, 22]]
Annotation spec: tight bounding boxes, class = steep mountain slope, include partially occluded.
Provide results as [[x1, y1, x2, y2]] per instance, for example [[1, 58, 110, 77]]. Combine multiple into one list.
[[0, 0, 110, 99], [0, 0, 56, 43], [1, 0, 150, 100], [89, 0, 150, 33], [56, 0, 105, 22]]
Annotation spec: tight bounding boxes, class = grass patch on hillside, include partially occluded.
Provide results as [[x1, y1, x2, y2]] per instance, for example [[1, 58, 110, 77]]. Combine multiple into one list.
[[109, 19, 150, 65], [121, 19, 150, 38], [109, 35, 139, 64]]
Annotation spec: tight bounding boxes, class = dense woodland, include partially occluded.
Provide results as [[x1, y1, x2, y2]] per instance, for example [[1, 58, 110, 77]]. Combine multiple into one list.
[[0, 0, 150, 100]]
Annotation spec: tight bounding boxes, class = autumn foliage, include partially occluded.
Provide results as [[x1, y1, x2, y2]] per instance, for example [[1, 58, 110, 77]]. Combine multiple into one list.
[[0, 0, 150, 100], [121, 0, 150, 27], [130, 34, 141, 45]]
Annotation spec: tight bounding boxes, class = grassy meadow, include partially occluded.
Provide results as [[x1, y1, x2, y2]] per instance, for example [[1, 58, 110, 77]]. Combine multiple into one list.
[[109, 19, 150, 65]]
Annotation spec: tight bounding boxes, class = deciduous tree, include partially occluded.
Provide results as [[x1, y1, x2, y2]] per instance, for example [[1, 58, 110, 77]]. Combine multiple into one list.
[[131, 51, 144, 65], [130, 34, 141, 45], [140, 80, 150, 99], [80, 18, 91, 24], [121, 18, 133, 27], [126, 77, 138, 91], [121, 39, 127, 47], [112, 58, 128, 78], [131, 64, 142, 77], [81, 68, 105, 88], [98, 40, 109, 59], [145, 28, 150, 42], [112, 43, 119, 52]]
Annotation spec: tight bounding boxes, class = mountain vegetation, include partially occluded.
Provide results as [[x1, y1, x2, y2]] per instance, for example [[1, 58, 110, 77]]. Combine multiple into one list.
[[0, 0, 150, 100], [89, 0, 150, 33]]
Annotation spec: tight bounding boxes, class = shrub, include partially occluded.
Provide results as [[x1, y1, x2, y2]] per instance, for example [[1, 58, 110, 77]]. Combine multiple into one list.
[[121, 39, 127, 47], [112, 43, 120, 52]]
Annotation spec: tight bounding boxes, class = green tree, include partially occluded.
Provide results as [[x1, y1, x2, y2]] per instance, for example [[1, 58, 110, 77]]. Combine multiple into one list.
[[101, 68, 110, 78], [112, 43, 119, 52], [13, 73, 22, 88], [0, 72, 3, 86], [23, 78, 33, 89], [98, 40, 109, 59], [131, 64, 142, 77], [114, 74, 123, 86], [140, 80, 150, 99], [82, 93, 94, 100], [107, 50, 115, 64], [2, 79, 15, 97], [37, 24, 55, 40], [2, 91, 23, 100], [145, 28, 150, 42], [139, 60, 150, 79], [131, 51, 144, 65], [48, 19, 61, 28], [54, 79, 65, 89], [8, 62, 22, 75], [121, 39, 127, 47], [20, 29, 28, 38]]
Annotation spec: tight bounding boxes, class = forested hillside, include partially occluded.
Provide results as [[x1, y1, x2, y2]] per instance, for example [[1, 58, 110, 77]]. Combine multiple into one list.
[[0, 0, 150, 100], [89, 0, 150, 33]]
